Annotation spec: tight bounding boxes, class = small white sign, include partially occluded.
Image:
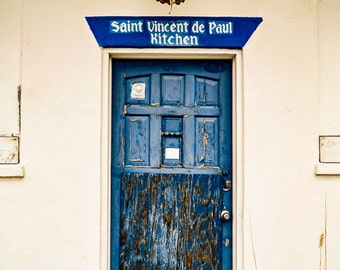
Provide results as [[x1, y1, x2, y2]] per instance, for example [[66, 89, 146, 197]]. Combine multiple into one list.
[[131, 82, 146, 99], [165, 148, 180, 160]]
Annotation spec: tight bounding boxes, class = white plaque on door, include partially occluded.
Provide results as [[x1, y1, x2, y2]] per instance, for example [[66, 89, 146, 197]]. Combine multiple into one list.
[[131, 82, 146, 99], [165, 148, 180, 159]]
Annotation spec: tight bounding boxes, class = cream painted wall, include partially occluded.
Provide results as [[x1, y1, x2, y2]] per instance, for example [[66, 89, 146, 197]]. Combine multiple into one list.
[[243, 1, 320, 268], [0, 0, 339, 269], [1, 0, 102, 269]]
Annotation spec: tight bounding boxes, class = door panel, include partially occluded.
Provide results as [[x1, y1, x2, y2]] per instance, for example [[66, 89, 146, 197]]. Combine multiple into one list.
[[111, 60, 232, 270], [161, 75, 185, 105], [196, 77, 219, 106], [120, 173, 222, 269], [125, 116, 150, 166], [196, 117, 219, 166]]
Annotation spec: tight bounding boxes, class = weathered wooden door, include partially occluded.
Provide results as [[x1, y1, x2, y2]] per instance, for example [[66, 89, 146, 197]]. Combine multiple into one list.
[[111, 59, 232, 269]]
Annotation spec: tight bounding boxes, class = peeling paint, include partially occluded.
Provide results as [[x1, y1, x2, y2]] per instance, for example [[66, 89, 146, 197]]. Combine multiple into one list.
[[120, 173, 222, 269], [200, 121, 209, 163]]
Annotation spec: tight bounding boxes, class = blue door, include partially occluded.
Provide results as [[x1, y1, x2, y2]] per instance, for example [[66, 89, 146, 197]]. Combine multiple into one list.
[[111, 60, 232, 269]]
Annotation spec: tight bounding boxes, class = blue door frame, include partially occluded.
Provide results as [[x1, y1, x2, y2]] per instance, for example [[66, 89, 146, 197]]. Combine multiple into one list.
[[111, 59, 232, 269]]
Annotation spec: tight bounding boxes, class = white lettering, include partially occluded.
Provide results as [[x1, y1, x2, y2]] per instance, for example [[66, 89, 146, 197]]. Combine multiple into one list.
[[150, 33, 198, 46], [147, 21, 189, 33], [168, 35, 175, 45], [209, 21, 233, 34], [170, 22, 177, 32], [150, 33, 158, 44], [192, 21, 205, 33], [130, 21, 143, 32], [177, 21, 189, 33], [110, 20, 143, 33], [111, 21, 120, 33], [120, 22, 129, 33]]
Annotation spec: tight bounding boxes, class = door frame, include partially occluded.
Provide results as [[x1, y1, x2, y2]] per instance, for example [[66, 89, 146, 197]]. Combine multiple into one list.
[[99, 48, 244, 270]]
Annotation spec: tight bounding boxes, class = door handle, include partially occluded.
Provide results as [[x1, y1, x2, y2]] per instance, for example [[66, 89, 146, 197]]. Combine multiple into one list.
[[220, 209, 231, 221]]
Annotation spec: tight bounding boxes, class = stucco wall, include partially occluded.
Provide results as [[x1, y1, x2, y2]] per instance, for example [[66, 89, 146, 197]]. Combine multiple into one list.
[[0, 0, 339, 269]]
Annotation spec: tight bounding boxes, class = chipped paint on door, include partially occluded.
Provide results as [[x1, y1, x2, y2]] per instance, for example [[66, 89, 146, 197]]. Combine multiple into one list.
[[120, 173, 222, 269], [111, 60, 232, 269]]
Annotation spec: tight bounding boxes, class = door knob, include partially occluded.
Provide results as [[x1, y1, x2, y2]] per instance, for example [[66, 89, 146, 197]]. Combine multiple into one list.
[[220, 210, 231, 221]]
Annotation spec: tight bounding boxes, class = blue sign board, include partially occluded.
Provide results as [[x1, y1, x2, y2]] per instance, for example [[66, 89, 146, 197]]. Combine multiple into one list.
[[86, 16, 262, 48]]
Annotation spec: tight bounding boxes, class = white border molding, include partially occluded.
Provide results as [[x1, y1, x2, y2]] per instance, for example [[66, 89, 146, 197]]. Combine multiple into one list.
[[0, 165, 25, 178], [314, 163, 340, 175], [100, 48, 244, 270]]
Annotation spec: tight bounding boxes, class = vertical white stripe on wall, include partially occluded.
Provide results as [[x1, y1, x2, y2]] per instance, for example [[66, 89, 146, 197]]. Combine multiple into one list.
[[0, 0, 22, 135], [0, 0, 22, 165]]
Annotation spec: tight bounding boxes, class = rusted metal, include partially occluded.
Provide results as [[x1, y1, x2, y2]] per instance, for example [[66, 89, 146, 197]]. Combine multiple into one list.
[[223, 180, 231, 192], [156, 0, 185, 14], [156, 0, 185, 5]]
